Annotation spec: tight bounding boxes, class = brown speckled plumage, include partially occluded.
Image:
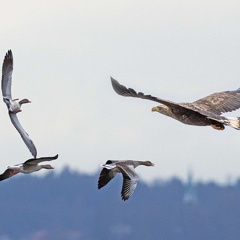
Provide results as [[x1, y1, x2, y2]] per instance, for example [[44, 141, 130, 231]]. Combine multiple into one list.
[[111, 77, 240, 130]]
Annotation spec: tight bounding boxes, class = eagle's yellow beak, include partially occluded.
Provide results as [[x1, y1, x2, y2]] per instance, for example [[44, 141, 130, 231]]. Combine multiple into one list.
[[152, 107, 159, 112]]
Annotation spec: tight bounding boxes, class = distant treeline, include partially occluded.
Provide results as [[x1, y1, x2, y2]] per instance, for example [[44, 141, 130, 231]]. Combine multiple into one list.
[[0, 168, 240, 240]]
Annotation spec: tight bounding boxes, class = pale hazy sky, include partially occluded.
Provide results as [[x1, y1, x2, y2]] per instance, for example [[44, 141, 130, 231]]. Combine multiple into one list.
[[0, 0, 240, 184]]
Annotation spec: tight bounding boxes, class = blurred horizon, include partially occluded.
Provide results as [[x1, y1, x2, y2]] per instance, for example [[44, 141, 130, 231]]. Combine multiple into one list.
[[1, 168, 240, 240]]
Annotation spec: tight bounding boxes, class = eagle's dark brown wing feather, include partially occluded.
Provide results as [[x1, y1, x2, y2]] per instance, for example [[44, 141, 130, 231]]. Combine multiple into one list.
[[193, 89, 240, 115], [111, 77, 220, 119], [111, 77, 182, 110], [178, 102, 224, 122], [111, 77, 240, 120]]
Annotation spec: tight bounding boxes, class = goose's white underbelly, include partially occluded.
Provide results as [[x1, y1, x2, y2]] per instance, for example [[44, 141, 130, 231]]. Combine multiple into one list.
[[9, 101, 21, 112], [20, 165, 41, 174]]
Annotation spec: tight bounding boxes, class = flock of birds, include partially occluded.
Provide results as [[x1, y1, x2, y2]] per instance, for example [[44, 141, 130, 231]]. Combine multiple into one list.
[[1, 50, 240, 201], [0, 50, 58, 181]]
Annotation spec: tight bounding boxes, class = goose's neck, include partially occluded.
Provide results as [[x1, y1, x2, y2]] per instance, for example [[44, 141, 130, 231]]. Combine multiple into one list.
[[133, 161, 154, 167]]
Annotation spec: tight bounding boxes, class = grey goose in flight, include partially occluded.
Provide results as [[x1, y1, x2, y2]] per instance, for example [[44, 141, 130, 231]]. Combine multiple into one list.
[[98, 160, 154, 201], [1, 50, 37, 157], [0, 154, 58, 181]]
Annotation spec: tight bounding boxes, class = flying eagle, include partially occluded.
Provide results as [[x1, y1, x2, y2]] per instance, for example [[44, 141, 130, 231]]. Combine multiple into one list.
[[111, 77, 240, 130]]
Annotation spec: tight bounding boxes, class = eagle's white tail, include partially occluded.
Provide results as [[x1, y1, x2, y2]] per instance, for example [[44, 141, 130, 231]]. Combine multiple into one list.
[[226, 117, 240, 130]]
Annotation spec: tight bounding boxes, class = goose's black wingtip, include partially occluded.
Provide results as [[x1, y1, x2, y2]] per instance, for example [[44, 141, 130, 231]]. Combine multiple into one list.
[[5, 50, 13, 58]]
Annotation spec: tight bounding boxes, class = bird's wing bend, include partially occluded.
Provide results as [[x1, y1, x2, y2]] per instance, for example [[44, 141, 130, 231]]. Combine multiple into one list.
[[24, 155, 58, 165], [111, 77, 192, 112]]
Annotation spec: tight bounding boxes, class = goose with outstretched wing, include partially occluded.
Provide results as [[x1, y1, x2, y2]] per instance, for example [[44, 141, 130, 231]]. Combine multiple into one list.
[[98, 160, 154, 201], [111, 77, 240, 130], [0, 154, 58, 182], [1, 50, 37, 157]]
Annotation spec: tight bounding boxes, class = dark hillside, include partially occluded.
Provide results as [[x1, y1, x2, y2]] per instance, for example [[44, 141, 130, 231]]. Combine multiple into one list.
[[0, 169, 240, 240]]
